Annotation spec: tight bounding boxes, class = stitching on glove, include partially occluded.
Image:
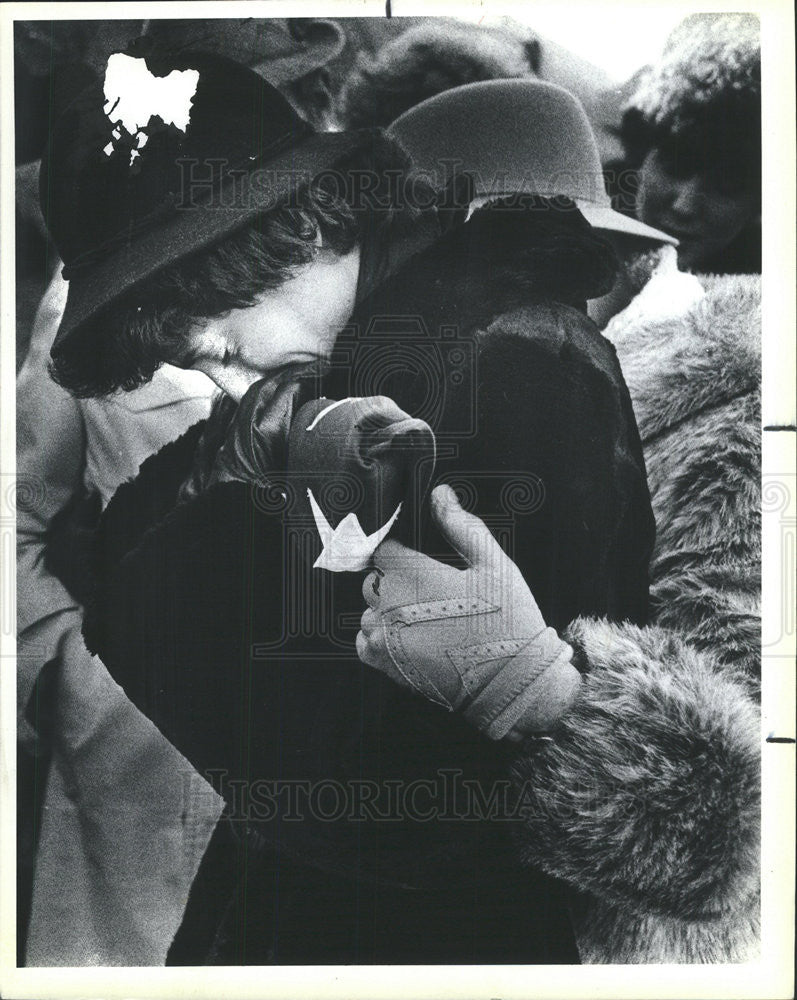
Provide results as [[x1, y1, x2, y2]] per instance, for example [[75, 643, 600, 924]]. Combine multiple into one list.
[[469, 628, 564, 724], [446, 639, 535, 696], [482, 641, 574, 740], [463, 635, 548, 727], [464, 629, 566, 734], [383, 597, 497, 625], [382, 619, 456, 709]]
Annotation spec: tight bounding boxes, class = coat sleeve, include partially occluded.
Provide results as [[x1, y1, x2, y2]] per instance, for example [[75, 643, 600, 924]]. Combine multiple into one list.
[[16, 272, 86, 741], [508, 619, 760, 930], [645, 393, 761, 684], [83, 453, 298, 785]]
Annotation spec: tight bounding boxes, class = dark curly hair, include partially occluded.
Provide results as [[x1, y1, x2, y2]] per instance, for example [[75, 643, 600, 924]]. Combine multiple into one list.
[[49, 131, 435, 398]]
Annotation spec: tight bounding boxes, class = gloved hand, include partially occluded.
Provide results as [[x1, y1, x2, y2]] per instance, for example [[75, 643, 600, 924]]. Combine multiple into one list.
[[357, 484, 582, 740], [287, 395, 436, 572], [178, 376, 309, 503]]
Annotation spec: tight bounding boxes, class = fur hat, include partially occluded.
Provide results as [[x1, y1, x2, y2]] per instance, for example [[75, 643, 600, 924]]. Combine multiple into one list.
[[627, 13, 760, 127], [338, 20, 539, 129]]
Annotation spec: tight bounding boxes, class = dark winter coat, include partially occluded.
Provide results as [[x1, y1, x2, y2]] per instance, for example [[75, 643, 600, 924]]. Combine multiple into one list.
[[82, 209, 654, 964]]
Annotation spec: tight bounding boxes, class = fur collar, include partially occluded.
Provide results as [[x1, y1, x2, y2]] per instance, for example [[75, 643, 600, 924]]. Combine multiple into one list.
[[605, 272, 761, 442]]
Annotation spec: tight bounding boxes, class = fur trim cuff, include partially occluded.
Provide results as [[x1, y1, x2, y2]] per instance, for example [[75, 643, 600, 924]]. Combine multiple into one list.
[[510, 618, 760, 921]]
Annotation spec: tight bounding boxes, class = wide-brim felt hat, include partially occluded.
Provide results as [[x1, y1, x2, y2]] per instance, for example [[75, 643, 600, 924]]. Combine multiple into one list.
[[387, 78, 676, 245], [43, 42, 370, 357]]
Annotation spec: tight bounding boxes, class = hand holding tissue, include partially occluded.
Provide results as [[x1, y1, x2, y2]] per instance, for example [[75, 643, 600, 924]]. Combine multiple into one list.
[[287, 396, 436, 572]]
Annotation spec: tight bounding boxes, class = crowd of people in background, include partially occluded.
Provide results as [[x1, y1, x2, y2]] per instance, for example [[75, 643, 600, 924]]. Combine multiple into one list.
[[15, 12, 761, 362], [15, 12, 763, 969]]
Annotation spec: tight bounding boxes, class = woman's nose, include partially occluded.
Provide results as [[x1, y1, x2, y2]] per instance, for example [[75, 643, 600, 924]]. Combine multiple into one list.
[[203, 365, 263, 403]]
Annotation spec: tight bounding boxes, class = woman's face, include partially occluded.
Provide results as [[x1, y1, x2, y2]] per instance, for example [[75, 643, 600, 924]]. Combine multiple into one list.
[[183, 246, 361, 401], [636, 148, 758, 271]]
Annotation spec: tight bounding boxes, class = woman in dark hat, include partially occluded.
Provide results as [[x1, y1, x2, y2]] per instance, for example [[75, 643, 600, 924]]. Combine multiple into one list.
[[35, 51, 653, 964]]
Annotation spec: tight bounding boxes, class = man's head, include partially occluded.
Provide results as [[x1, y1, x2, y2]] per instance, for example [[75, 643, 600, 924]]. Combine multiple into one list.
[[621, 13, 761, 272], [387, 79, 675, 328], [142, 18, 349, 130], [43, 45, 424, 400]]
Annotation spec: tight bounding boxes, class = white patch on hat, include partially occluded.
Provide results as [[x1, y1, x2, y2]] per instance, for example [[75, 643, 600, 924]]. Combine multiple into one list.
[[102, 53, 199, 165]]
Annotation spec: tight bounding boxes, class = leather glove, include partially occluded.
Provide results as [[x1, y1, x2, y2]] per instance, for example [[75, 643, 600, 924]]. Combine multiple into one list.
[[178, 375, 309, 503], [357, 484, 581, 740], [287, 395, 436, 572]]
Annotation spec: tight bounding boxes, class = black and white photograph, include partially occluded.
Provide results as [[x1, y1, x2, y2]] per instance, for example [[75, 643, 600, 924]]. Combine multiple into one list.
[[0, 2, 794, 997]]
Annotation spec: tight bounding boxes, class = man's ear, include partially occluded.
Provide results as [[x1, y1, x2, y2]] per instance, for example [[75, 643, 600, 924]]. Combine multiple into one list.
[[272, 19, 347, 78], [286, 69, 337, 130], [257, 19, 347, 126]]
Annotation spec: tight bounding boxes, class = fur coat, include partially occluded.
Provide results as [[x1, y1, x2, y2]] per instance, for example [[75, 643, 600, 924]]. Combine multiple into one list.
[[511, 270, 761, 962]]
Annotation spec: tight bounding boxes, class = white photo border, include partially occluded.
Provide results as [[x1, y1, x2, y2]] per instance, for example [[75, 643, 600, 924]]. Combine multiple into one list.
[[1, 2, 794, 997]]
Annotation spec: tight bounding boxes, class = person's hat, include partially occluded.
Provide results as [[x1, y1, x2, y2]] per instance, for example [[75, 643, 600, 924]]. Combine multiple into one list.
[[387, 78, 676, 244], [43, 42, 369, 357], [627, 13, 759, 129]]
